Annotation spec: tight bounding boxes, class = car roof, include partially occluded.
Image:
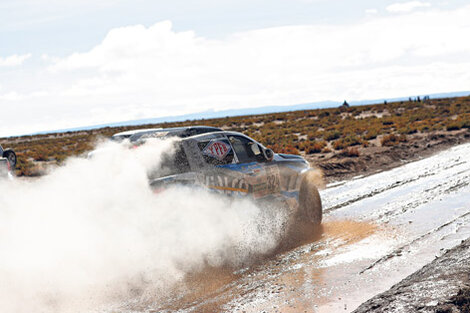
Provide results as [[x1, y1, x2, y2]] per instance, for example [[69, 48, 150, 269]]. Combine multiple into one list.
[[127, 126, 223, 142], [112, 128, 163, 137], [182, 130, 262, 144]]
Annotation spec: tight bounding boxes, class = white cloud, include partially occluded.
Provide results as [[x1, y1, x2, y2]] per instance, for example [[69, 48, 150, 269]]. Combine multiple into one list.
[[0, 90, 47, 101], [0, 53, 31, 67], [386, 1, 431, 13], [365, 8, 378, 14], [2, 5, 470, 136], [0, 91, 24, 101]]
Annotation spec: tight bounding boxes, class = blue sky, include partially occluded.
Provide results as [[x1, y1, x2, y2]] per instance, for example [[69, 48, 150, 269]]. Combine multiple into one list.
[[1, 0, 470, 136]]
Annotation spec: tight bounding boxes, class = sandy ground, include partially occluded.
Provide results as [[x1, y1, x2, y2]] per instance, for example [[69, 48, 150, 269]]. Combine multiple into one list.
[[307, 129, 470, 183]]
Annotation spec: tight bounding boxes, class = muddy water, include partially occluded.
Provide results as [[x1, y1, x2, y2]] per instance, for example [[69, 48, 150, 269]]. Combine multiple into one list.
[[123, 143, 470, 312]]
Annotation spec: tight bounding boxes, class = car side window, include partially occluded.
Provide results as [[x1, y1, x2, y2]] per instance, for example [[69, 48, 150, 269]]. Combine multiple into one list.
[[228, 135, 262, 164], [153, 142, 191, 177], [197, 139, 234, 165]]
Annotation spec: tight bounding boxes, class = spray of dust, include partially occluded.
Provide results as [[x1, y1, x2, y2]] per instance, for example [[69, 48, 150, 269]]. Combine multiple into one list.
[[0, 139, 287, 313], [307, 167, 325, 190]]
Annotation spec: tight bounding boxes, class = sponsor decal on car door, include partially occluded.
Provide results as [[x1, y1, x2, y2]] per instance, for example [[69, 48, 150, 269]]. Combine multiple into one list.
[[203, 140, 231, 161]]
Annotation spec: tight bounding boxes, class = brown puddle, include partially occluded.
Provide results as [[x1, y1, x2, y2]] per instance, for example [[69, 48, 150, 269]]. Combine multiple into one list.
[[158, 266, 241, 312], [142, 219, 382, 313], [322, 219, 379, 243], [270, 220, 381, 312]]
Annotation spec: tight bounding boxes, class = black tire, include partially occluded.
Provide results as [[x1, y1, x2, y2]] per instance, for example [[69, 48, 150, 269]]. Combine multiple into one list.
[[3, 149, 17, 169], [298, 171, 322, 225]]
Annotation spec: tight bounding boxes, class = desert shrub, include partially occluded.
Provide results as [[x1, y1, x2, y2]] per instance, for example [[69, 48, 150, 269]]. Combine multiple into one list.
[[300, 140, 327, 154], [363, 129, 378, 140], [381, 134, 407, 146], [33, 154, 48, 162], [381, 134, 398, 146], [341, 147, 360, 157], [269, 144, 299, 155], [324, 130, 341, 141], [398, 126, 418, 134], [333, 135, 362, 150], [419, 125, 430, 132], [14, 155, 36, 176], [307, 131, 322, 140], [382, 118, 394, 125], [431, 123, 444, 131], [446, 123, 461, 131]]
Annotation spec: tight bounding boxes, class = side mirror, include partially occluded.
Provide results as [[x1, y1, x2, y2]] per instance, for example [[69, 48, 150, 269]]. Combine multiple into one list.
[[3, 149, 17, 169], [263, 148, 274, 162]]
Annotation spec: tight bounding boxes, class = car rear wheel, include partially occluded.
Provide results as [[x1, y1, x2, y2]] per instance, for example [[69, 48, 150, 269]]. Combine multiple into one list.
[[3, 150, 17, 169], [298, 171, 322, 225]]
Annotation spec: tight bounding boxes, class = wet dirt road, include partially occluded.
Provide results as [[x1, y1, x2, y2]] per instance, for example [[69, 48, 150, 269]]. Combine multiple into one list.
[[125, 143, 470, 313]]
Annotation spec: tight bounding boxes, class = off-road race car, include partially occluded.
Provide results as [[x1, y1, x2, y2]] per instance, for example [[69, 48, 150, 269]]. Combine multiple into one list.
[[124, 126, 322, 225], [0, 144, 17, 178]]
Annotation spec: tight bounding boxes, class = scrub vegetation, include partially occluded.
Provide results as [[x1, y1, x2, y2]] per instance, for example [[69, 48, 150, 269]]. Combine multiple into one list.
[[2, 95, 470, 176]]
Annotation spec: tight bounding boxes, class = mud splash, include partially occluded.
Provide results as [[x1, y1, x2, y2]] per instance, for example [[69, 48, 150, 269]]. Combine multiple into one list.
[[142, 219, 380, 313]]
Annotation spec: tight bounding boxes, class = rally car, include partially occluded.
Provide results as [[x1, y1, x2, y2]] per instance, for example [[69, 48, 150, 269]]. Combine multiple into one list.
[[127, 126, 322, 225], [0, 144, 17, 178]]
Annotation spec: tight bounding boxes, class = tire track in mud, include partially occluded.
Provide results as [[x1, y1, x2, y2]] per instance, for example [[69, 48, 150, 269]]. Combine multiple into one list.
[[324, 158, 468, 214], [359, 210, 470, 274], [315, 143, 470, 312], [372, 170, 470, 222], [324, 174, 431, 213]]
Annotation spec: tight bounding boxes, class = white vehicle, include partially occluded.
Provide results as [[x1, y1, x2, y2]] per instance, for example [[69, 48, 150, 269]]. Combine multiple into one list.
[[0, 144, 17, 178], [110, 128, 163, 142]]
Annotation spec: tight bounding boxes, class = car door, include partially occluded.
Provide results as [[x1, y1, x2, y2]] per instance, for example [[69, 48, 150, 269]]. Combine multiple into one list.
[[225, 134, 281, 199], [189, 135, 248, 195]]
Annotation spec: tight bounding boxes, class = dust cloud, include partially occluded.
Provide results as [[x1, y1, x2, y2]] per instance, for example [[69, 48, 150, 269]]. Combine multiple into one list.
[[0, 139, 287, 313], [306, 167, 325, 190]]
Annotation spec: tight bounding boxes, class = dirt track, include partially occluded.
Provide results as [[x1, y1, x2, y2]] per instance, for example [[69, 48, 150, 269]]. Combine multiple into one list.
[[107, 142, 470, 312], [312, 129, 470, 183]]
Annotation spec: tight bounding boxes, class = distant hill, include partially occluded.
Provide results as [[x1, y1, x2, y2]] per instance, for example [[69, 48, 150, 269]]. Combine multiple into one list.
[[30, 91, 469, 136]]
